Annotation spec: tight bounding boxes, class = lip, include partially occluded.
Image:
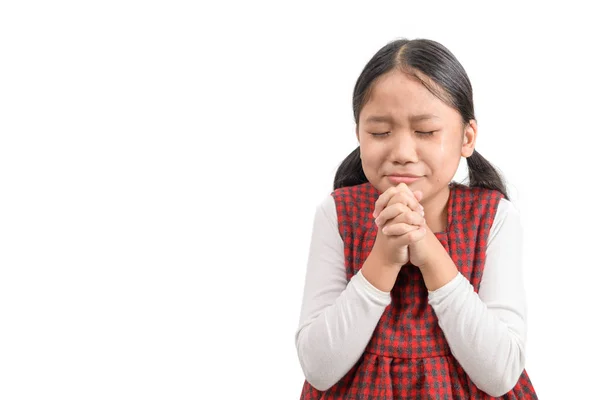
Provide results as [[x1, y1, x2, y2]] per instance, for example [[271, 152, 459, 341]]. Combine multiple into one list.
[[386, 175, 422, 184]]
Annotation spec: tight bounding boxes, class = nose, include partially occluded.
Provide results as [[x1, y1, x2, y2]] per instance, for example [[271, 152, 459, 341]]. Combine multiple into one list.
[[388, 131, 418, 164]]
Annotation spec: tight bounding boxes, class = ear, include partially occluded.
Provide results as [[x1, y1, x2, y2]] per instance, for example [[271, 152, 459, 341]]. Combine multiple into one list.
[[461, 119, 477, 158]]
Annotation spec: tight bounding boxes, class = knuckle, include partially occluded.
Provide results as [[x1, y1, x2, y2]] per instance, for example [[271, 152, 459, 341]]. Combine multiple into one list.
[[413, 212, 422, 224], [395, 192, 408, 203], [395, 191, 415, 206], [399, 223, 411, 235]]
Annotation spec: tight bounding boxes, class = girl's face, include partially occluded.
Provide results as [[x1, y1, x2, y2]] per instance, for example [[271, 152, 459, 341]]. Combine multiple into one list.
[[357, 69, 476, 204]]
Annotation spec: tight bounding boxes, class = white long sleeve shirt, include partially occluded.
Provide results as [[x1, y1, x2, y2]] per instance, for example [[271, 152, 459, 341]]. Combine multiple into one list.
[[295, 194, 527, 397]]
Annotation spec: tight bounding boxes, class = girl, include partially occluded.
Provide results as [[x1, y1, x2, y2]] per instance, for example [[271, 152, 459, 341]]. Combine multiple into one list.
[[295, 38, 537, 399]]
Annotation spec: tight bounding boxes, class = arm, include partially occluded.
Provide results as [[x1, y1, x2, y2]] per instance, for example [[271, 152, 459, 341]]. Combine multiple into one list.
[[295, 195, 391, 391], [427, 199, 527, 397]]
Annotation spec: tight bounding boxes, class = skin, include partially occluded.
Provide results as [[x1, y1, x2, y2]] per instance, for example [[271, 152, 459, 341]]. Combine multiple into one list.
[[357, 68, 477, 291]]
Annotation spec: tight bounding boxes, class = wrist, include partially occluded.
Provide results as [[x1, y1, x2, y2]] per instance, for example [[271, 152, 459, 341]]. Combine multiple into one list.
[[411, 227, 445, 269], [420, 245, 449, 271], [361, 251, 402, 292], [419, 249, 458, 291]]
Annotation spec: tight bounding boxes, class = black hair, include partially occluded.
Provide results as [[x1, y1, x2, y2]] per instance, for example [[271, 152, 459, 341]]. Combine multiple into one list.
[[333, 38, 509, 200]]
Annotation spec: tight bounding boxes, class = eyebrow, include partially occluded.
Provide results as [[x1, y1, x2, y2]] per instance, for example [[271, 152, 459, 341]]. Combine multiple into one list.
[[365, 114, 440, 124]]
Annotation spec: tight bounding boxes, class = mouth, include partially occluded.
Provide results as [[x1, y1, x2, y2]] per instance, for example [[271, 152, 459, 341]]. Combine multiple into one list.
[[386, 175, 422, 184]]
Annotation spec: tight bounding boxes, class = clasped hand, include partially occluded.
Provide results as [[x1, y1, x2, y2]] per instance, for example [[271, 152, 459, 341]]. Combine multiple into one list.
[[372, 183, 436, 268]]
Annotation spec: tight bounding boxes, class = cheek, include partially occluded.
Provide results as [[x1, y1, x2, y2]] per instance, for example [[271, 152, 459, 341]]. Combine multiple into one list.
[[434, 135, 459, 157], [421, 141, 445, 164], [423, 140, 461, 175], [360, 143, 383, 166]]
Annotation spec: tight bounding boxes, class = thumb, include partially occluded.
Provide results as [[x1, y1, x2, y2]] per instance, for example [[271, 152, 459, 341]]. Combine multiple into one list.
[[413, 190, 423, 202], [399, 245, 409, 265]]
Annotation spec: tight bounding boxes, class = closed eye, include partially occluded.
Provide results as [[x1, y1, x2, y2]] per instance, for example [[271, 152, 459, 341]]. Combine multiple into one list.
[[371, 131, 435, 137], [370, 132, 390, 137]]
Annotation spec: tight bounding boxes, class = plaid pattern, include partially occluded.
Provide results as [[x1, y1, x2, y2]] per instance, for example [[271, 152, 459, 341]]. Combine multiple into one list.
[[300, 182, 537, 399]]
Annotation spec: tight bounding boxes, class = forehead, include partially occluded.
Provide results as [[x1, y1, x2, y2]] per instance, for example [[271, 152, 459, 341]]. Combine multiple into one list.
[[361, 69, 456, 123]]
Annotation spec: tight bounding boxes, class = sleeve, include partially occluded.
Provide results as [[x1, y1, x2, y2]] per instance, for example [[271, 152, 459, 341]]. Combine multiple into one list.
[[427, 198, 527, 397], [294, 194, 392, 391]]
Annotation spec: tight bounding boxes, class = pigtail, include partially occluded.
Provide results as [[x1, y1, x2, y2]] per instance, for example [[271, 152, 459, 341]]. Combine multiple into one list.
[[333, 146, 368, 190], [466, 150, 509, 200]]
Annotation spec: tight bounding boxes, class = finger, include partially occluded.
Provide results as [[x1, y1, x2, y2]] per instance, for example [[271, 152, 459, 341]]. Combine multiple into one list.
[[406, 226, 427, 242], [373, 185, 403, 219], [412, 191, 425, 217], [411, 210, 427, 226], [373, 183, 416, 218], [384, 226, 426, 246], [381, 222, 420, 236], [413, 190, 423, 202], [392, 209, 426, 227], [374, 202, 410, 227], [388, 190, 422, 213], [379, 210, 426, 234]]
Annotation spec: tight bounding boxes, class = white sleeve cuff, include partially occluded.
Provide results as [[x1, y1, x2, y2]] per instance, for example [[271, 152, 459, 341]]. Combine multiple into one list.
[[427, 271, 463, 298], [355, 270, 392, 305]]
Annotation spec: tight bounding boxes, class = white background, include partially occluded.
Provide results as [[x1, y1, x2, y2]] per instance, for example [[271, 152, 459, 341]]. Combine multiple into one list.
[[1, 1, 598, 399]]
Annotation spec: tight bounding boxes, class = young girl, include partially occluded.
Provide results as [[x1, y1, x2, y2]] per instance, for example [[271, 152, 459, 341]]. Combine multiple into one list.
[[295, 38, 538, 399]]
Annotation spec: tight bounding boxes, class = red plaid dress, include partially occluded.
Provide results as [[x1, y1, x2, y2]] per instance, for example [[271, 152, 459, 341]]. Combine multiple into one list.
[[300, 182, 537, 399]]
